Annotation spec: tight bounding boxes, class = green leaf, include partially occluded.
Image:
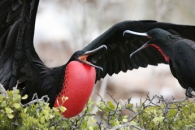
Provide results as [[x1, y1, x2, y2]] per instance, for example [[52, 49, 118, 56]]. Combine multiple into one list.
[[23, 108, 27, 113], [132, 107, 137, 112], [5, 107, 13, 114], [22, 94, 28, 100], [7, 91, 12, 97], [130, 121, 138, 126], [189, 113, 195, 120], [1, 101, 6, 107], [14, 103, 21, 109], [126, 103, 133, 108], [167, 109, 177, 117], [0, 95, 3, 100], [89, 126, 93, 130], [14, 94, 21, 100], [107, 101, 115, 110], [49, 114, 55, 119], [40, 116, 45, 123], [152, 117, 164, 124], [7, 114, 14, 119], [103, 107, 110, 112], [59, 106, 66, 113], [122, 119, 128, 122]]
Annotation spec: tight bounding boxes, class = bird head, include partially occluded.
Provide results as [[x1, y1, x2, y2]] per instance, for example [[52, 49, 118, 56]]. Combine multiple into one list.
[[68, 45, 107, 71], [147, 28, 173, 45], [123, 28, 173, 62]]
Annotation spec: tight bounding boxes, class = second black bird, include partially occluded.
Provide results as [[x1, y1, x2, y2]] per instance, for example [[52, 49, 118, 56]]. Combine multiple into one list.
[[124, 28, 195, 97]]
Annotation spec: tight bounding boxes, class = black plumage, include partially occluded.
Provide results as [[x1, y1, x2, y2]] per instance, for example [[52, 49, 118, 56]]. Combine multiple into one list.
[[125, 28, 195, 97], [1, 0, 195, 108]]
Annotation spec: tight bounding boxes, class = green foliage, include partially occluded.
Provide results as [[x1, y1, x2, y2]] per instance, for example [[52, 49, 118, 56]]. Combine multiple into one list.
[[0, 90, 96, 130], [96, 93, 195, 130], [0, 90, 195, 129], [136, 101, 195, 129]]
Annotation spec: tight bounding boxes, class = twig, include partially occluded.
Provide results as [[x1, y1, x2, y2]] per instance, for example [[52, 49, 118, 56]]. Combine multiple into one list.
[[96, 119, 103, 130], [0, 83, 8, 98], [22, 93, 50, 107], [110, 123, 146, 130], [13, 80, 20, 90], [106, 91, 118, 104], [92, 76, 108, 114], [165, 96, 188, 104]]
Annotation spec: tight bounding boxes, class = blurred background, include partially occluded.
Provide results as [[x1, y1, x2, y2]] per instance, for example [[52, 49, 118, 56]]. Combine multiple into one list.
[[34, 0, 195, 107]]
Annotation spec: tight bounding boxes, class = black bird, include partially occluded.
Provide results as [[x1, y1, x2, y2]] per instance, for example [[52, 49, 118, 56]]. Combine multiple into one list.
[[124, 28, 195, 97], [1, 0, 195, 117]]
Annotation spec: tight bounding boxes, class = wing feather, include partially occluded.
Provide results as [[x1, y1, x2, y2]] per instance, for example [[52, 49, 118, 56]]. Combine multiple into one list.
[[0, 0, 56, 103], [83, 20, 195, 81]]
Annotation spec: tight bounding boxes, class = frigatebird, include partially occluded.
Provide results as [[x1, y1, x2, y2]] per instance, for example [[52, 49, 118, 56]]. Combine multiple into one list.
[[124, 28, 195, 98], [1, 0, 195, 118]]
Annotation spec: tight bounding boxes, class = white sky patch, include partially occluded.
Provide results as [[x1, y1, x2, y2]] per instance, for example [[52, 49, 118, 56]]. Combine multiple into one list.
[[34, 1, 72, 45]]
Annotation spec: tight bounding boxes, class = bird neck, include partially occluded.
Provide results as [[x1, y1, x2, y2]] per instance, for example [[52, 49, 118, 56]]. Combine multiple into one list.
[[150, 37, 180, 62], [161, 36, 182, 57], [149, 44, 171, 62]]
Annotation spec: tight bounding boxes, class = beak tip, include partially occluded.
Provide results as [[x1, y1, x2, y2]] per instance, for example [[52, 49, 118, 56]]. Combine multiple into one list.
[[130, 54, 133, 59], [97, 66, 103, 71], [103, 45, 108, 50], [123, 31, 127, 36]]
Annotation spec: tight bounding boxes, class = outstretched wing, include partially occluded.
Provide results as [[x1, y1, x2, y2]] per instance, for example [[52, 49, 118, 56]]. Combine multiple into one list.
[[83, 20, 195, 81], [0, 0, 54, 102]]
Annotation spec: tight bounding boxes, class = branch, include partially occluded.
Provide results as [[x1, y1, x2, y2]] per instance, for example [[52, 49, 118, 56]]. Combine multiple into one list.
[[110, 123, 146, 130], [0, 83, 8, 98], [165, 96, 188, 104], [22, 93, 50, 107]]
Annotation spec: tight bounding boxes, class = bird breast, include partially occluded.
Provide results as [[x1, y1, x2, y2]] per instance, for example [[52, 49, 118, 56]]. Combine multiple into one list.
[[54, 61, 96, 118]]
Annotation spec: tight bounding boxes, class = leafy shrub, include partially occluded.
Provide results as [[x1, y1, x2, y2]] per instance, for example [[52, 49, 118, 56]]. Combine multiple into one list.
[[0, 89, 195, 130]]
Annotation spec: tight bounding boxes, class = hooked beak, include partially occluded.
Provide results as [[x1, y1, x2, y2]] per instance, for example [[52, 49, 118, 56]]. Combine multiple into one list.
[[130, 41, 150, 58], [78, 45, 107, 71], [123, 30, 151, 58]]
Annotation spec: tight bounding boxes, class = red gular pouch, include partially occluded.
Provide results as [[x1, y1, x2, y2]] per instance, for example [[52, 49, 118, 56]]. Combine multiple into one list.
[[150, 44, 170, 62], [54, 61, 96, 118]]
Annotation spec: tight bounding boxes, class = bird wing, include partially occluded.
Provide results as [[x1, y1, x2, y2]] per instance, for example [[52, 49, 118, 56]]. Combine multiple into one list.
[[83, 20, 195, 81], [0, 0, 53, 99]]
